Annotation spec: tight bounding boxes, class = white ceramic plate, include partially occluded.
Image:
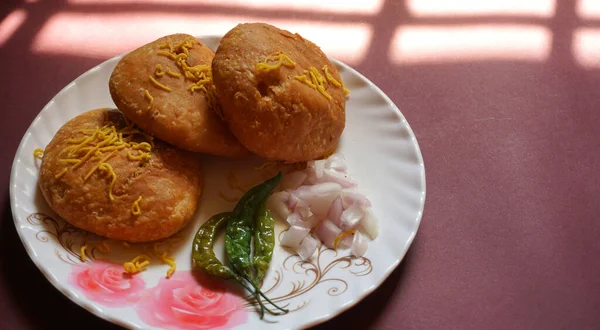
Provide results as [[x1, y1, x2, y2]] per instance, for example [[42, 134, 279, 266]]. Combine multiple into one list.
[[10, 35, 425, 329]]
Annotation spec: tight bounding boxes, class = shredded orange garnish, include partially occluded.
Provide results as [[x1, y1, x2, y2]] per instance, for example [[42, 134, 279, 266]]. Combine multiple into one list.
[[159, 41, 174, 53], [333, 229, 356, 249], [123, 254, 151, 274], [256, 52, 297, 73], [295, 67, 332, 100], [84, 150, 117, 181], [54, 168, 68, 179], [322, 65, 349, 95], [56, 121, 153, 202], [33, 148, 44, 159], [165, 68, 181, 78], [80, 244, 89, 261], [156, 37, 216, 109], [161, 252, 177, 278], [322, 65, 341, 87], [154, 241, 178, 278], [154, 64, 165, 77], [144, 89, 154, 111], [157, 50, 176, 60], [131, 196, 143, 215], [127, 150, 151, 161], [98, 162, 117, 201], [149, 75, 171, 92]]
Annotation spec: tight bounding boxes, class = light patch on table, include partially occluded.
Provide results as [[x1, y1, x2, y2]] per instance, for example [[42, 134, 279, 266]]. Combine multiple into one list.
[[573, 28, 600, 68], [0, 9, 27, 47], [67, 0, 384, 14], [389, 25, 551, 64], [406, 0, 555, 17], [577, 0, 600, 20], [31, 13, 372, 65]]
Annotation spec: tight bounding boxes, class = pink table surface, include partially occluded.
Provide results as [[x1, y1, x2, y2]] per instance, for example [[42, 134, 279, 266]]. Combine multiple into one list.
[[2, 1, 600, 329]]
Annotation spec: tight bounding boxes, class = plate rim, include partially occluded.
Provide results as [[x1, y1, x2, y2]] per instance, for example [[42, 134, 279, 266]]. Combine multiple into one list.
[[9, 34, 426, 329]]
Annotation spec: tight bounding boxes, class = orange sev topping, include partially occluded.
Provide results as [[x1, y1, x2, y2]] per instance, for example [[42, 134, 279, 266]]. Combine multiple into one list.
[[333, 229, 356, 249], [131, 196, 143, 215], [149, 75, 171, 92]]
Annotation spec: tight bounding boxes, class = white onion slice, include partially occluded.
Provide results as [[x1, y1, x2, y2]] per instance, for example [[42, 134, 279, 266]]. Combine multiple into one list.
[[295, 205, 312, 220], [292, 182, 342, 216], [315, 220, 342, 248], [318, 169, 357, 188], [276, 153, 378, 255], [360, 207, 379, 239], [297, 235, 320, 260], [286, 212, 304, 227], [341, 188, 371, 208], [281, 226, 310, 249], [337, 233, 354, 249], [281, 171, 308, 191], [340, 203, 364, 231], [307, 159, 326, 178], [266, 191, 291, 220], [351, 231, 368, 257], [325, 154, 348, 172], [305, 159, 326, 184], [286, 193, 300, 210], [303, 215, 322, 229], [328, 196, 344, 227]]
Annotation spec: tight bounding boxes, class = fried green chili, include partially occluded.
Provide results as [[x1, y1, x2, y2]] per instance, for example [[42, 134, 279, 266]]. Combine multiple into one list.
[[192, 212, 273, 318], [192, 212, 236, 279], [225, 172, 282, 282], [225, 171, 288, 314], [253, 204, 275, 284], [193, 173, 288, 318]]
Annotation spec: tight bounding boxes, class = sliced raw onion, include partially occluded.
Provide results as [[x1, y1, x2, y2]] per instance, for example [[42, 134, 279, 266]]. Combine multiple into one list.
[[281, 226, 310, 249], [351, 231, 368, 257], [315, 220, 342, 248], [297, 235, 320, 261], [275, 153, 378, 257], [304, 215, 322, 229], [360, 207, 379, 239], [339, 233, 354, 249], [291, 182, 342, 216], [296, 205, 312, 220], [304, 159, 326, 184], [325, 154, 348, 173], [341, 188, 371, 208], [286, 212, 304, 227], [266, 191, 291, 220], [327, 196, 344, 227], [281, 171, 308, 191], [340, 203, 364, 231], [318, 169, 357, 188]]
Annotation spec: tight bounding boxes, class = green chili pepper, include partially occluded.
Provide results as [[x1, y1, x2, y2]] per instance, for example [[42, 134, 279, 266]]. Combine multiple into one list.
[[193, 173, 288, 318], [192, 212, 236, 279], [253, 204, 275, 285], [225, 171, 282, 282], [225, 171, 288, 314], [193, 212, 273, 318]]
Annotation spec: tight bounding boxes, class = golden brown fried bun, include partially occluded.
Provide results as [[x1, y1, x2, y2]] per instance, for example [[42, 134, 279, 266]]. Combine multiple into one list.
[[38, 108, 204, 242], [109, 34, 248, 157], [212, 23, 346, 162]]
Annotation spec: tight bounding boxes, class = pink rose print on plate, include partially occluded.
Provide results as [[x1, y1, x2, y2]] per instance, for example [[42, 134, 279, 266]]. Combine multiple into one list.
[[136, 271, 248, 330], [69, 260, 145, 307]]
